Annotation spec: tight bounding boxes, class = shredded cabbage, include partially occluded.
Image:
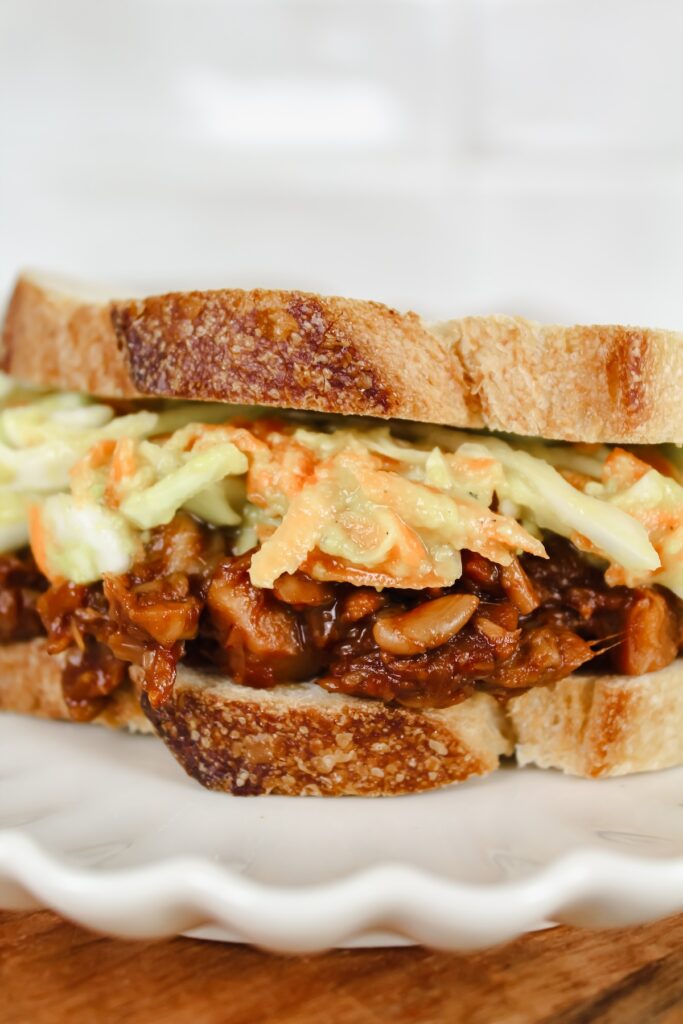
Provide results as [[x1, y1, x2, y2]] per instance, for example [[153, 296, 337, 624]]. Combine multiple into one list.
[[120, 444, 248, 529], [475, 439, 660, 573], [2, 379, 683, 597], [39, 494, 140, 583], [0, 492, 33, 551]]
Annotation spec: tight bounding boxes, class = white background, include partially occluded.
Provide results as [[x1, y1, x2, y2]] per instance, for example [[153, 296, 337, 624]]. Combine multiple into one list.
[[1, 0, 682, 325]]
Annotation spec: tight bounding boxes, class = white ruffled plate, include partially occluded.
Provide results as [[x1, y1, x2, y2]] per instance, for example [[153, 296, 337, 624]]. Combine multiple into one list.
[[2, 713, 683, 951]]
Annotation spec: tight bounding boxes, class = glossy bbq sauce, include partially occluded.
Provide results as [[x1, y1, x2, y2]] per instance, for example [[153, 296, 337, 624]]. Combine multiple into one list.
[[18, 516, 683, 721]]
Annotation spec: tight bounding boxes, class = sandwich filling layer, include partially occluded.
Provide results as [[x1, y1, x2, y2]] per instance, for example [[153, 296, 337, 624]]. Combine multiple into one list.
[[1, 379, 683, 720]]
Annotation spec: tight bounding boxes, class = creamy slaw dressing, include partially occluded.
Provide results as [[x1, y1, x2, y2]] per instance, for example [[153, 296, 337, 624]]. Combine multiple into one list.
[[0, 375, 680, 594]]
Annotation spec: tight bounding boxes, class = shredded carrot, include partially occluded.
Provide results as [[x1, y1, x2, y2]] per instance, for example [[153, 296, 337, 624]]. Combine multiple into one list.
[[602, 448, 651, 488], [570, 531, 602, 557], [27, 504, 62, 584], [70, 439, 117, 498], [559, 468, 593, 491], [246, 439, 316, 506], [228, 427, 276, 457], [111, 437, 136, 482], [301, 551, 447, 589], [81, 438, 116, 471], [105, 437, 137, 507], [627, 445, 678, 481]]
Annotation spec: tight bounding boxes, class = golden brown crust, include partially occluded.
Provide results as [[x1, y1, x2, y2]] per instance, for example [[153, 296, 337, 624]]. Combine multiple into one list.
[[141, 671, 514, 796], [110, 289, 471, 425], [508, 660, 683, 777], [0, 639, 512, 795], [8, 272, 683, 441], [2, 637, 683, 789], [438, 315, 683, 443], [0, 638, 152, 733], [2, 273, 472, 426]]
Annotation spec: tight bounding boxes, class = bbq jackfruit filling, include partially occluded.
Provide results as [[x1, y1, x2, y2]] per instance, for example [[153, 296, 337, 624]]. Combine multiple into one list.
[[1, 376, 682, 719]]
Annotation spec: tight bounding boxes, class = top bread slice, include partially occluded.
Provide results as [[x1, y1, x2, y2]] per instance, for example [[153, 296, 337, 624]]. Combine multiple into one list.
[[3, 272, 683, 443]]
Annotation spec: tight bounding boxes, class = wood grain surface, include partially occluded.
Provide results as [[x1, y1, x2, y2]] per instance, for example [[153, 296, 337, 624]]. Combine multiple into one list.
[[2, 910, 683, 1024]]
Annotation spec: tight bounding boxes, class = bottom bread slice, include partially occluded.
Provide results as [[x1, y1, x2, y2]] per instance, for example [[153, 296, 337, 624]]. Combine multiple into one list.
[[141, 670, 513, 796], [1, 639, 683, 793], [508, 661, 683, 778], [0, 638, 153, 735], [0, 640, 512, 795]]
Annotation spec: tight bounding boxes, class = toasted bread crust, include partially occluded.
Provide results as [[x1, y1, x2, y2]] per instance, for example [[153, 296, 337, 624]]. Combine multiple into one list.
[[141, 671, 513, 796], [7, 272, 683, 441], [111, 289, 473, 425], [0, 641, 512, 795], [2, 274, 472, 427]]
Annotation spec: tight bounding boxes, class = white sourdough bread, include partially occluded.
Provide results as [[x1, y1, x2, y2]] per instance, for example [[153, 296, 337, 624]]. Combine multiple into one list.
[[2, 272, 683, 793], [0, 640, 512, 795], [509, 664, 683, 778], [1, 641, 683, 792], [0, 639, 152, 735], [4, 271, 683, 442]]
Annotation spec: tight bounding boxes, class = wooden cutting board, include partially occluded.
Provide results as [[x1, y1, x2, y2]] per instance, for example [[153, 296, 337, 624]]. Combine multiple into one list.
[[2, 909, 683, 1023]]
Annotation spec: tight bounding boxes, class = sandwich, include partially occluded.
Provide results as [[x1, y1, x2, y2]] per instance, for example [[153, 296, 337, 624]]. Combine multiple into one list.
[[1, 271, 683, 796]]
